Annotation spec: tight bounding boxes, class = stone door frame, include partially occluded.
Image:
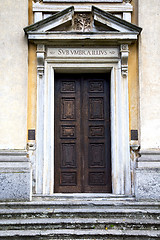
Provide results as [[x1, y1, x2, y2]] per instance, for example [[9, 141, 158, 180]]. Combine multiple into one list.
[[35, 44, 131, 196]]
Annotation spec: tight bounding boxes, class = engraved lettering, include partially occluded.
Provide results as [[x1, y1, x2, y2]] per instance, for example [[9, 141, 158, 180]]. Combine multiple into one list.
[[48, 47, 119, 58], [58, 49, 115, 56], [58, 49, 65, 55]]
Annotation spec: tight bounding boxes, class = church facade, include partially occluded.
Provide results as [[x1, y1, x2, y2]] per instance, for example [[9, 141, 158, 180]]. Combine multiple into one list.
[[0, 0, 159, 201]]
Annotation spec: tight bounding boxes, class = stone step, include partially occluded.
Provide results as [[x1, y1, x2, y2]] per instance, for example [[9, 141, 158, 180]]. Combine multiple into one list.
[[0, 200, 160, 209], [0, 200, 159, 239], [33, 193, 135, 198], [0, 207, 159, 220], [0, 229, 159, 240], [0, 217, 159, 231], [32, 194, 135, 202]]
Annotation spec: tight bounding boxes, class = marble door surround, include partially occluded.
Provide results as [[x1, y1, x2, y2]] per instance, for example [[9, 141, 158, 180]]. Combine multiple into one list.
[[24, 5, 141, 196]]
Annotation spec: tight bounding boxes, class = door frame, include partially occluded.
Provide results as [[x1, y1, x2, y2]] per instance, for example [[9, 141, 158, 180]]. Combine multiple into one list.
[[35, 45, 131, 196]]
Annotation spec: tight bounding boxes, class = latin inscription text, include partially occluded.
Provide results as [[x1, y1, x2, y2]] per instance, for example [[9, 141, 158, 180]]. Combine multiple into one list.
[[48, 47, 119, 58]]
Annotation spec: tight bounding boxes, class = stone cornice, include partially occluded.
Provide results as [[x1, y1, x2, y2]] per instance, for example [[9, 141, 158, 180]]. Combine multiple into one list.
[[24, 6, 74, 33], [33, 2, 133, 13], [24, 5, 141, 45], [92, 6, 141, 33], [0, 150, 28, 162]]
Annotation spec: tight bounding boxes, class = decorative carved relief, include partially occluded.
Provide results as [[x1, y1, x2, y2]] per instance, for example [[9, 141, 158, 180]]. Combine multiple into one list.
[[89, 143, 105, 167], [74, 13, 92, 32], [60, 172, 77, 186], [121, 44, 128, 51], [120, 44, 129, 77], [89, 126, 104, 138], [61, 125, 76, 138], [89, 172, 106, 185], [61, 98, 76, 120], [27, 142, 36, 151], [37, 44, 45, 76], [89, 98, 104, 120], [61, 81, 76, 93], [61, 143, 76, 167], [89, 81, 104, 93]]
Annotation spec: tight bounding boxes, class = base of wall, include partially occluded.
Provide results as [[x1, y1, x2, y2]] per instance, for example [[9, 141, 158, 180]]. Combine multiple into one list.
[[0, 151, 32, 201], [135, 150, 160, 201], [1, 150, 160, 201]]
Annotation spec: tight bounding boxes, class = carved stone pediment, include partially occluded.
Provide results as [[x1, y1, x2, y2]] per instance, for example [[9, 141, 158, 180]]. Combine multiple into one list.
[[24, 6, 141, 43], [73, 13, 92, 32]]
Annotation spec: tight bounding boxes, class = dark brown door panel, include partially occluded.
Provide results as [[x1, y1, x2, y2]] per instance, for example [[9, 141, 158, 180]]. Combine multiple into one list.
[[54, 73, 111, 193]]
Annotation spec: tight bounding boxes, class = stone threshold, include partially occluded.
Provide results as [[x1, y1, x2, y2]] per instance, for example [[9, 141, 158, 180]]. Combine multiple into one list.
[[32, 193, 135, 201]]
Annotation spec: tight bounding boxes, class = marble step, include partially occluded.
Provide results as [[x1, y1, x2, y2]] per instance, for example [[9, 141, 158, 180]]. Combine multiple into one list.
[[0, 229, 159, 240], [0, 217, 159, 231]]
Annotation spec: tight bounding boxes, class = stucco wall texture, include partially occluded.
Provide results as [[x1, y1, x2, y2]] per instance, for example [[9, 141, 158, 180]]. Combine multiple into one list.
[[139, 0, 160, 149], [0, 0, 28, 149], [1, 0, 160, 152]]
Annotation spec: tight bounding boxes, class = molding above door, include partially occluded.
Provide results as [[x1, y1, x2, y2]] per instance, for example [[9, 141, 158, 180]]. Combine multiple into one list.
[[24, 6, 141, 45]]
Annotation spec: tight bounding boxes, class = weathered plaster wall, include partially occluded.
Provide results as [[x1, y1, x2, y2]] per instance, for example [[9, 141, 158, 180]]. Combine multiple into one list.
[[0, 0, 28, 149], [128, 0, 139, 140], [139, 0, 160, 149], [27, 0, 37, 142]]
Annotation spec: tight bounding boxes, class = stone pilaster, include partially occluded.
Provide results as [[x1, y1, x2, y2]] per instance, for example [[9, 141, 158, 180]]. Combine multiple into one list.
[[36, 44, 46, 194]]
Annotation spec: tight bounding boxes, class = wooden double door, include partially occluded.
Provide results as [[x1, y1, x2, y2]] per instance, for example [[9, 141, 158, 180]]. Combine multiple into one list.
[[54, 73, 111, 193]]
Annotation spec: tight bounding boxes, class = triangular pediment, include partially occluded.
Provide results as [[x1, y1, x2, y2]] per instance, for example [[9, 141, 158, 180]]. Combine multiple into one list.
[[92, 6, 141, 33], [24, 6, 74, 33], [24, 6, 142, 43]]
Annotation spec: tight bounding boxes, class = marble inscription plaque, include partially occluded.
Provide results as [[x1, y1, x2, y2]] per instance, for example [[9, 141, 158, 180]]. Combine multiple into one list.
[[47, 47, 119, 58]]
